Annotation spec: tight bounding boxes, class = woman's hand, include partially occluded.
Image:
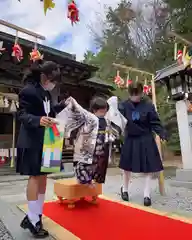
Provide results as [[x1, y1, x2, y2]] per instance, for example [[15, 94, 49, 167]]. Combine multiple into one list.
[[40, 116, 54, 127]]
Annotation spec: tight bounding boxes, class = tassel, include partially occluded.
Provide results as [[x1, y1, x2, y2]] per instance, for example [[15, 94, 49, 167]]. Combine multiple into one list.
[[52, 123, 60, 137]]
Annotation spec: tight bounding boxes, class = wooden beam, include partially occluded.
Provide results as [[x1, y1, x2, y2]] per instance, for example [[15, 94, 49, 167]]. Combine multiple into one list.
[[112, 63, 153, 76], [168, 31, 192, 46], [0, 19, 46, 40]]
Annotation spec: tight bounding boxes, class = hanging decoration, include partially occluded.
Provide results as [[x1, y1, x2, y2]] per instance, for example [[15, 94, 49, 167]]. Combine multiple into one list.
[[9, 100, 17, 112], [143, 84, 148, 94], [4, 98, 9, 108], [114, 71, 124, 88], [30, 38, 44, 62], [143, 79, 152, 95], [12, 43, 23, 62], [176, 45, 192, 68], [125, 72, 132, 88], [174, 41, 177, 61], [67, 0, 79, 25], [0, 96, 4, 108], [12, 31, 23, 62], [0, 41, 6, 55], [30, 49, 43, 62], [41, 0, 55, 15], [15, 101, 19, 108], [177, 50, 183, 65]]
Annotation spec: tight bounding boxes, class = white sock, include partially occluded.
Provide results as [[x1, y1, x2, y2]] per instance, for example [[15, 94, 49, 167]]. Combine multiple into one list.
[[38, 194, 45, 215], [122, 171, 131, 192], [27, 200, 40, 226], [144, 174, 151, 198]]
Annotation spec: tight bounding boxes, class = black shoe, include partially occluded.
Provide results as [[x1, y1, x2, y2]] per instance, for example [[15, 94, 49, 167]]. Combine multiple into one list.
[[144, 197, 151, 207], [20, 215, 49, 238], [120, 187, 129, 201]]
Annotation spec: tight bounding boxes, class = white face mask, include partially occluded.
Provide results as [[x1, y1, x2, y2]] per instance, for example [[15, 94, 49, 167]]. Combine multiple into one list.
[[44, 82, 56, 91], [130, 95, 141, 102]]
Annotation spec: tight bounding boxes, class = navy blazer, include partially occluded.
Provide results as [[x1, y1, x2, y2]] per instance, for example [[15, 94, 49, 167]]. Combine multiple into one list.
[[17, 82, 64, 149], [118, 99, 167, 140]]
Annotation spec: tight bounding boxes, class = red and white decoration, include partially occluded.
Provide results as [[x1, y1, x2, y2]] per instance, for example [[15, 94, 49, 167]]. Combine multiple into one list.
[[0, 41, 6, 55], [143, 84, 152, 95], [67, 0, 79, 25], [177, 50, 183, 65], [12, 43, 23, 62], [114, 71, 124, 88]]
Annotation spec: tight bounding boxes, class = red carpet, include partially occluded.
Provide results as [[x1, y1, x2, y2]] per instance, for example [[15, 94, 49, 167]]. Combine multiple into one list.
[[43, 198, 192, 240]]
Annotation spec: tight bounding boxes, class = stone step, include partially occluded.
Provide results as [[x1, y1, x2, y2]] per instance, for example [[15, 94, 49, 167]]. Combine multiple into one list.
[[170, 180, 192, 189]]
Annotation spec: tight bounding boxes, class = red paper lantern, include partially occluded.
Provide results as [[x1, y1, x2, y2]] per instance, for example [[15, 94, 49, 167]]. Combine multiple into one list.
[[67, 0, 79, 25]]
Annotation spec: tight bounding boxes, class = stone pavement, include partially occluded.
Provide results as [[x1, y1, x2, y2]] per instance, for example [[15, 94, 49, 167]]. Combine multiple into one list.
[[0, 219, 13, 240], [0, 168, 192, 239]]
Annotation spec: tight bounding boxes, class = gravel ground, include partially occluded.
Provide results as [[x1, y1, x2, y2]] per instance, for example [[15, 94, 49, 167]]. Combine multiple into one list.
[[0, 220, 13, 240], [103, 174, 192, 217]]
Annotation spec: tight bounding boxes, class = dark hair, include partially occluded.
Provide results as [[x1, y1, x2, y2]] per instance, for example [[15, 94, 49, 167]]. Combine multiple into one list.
[[128, 81, 143, 96], [89, 97, 109, 113], [23, 60, 61, 84]]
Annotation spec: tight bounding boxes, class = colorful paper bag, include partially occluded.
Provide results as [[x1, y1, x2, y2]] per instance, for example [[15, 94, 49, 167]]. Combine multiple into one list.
[[41, 122, 64, 173]]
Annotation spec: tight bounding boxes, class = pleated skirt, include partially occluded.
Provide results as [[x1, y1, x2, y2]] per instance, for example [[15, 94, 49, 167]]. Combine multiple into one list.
[[119, 134, 163, 173], [16, 148, 47, 176]]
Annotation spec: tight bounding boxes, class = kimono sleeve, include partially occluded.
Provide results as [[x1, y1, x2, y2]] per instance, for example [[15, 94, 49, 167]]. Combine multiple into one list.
[[149, 104, 167, 140], [56, 98, 87, 136], [17, 88, 41, 128]]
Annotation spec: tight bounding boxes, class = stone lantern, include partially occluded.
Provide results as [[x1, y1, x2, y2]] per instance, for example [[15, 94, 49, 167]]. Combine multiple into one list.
[[155, 63, 192, 188]]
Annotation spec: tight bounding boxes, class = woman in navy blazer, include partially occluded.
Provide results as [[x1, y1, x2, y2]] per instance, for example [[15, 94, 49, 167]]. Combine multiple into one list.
[[17, 60, 64, 238]]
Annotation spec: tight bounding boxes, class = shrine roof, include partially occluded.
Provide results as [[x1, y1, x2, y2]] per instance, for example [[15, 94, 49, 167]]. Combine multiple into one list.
[[86, 77, 115, 90], [0, 31, 98, 80], [155, 63, 185, 82]]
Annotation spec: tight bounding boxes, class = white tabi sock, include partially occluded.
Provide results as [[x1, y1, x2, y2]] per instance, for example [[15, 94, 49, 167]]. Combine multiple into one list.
[[38, 194, 45, 215], [27, 200, 40, 226], [122, 170, 131, 192], [144, 174, 151, 198]]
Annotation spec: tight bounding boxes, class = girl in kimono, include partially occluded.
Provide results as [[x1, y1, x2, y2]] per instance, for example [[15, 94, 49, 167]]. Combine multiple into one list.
[[74, 97, 110, 185], [17, 60, 64, 238], [119, 82, 167, 206]]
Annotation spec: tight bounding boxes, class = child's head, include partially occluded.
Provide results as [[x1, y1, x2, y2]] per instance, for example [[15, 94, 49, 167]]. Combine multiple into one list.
[[90, 97, 109, 117], [128, 81, 143, 102]]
